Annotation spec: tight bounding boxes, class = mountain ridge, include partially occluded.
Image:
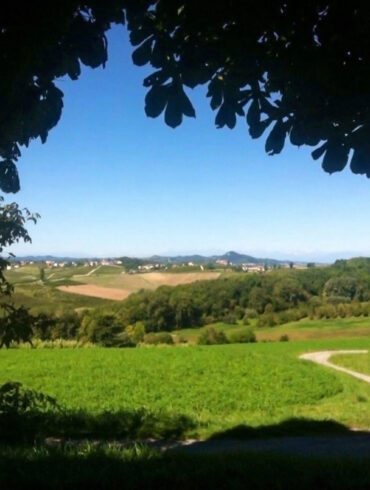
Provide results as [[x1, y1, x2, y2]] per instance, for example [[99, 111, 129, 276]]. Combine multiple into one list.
[[12, 251, 291, 265]]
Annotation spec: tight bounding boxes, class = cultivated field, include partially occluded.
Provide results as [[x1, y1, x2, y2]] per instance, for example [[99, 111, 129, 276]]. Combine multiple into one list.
[[69, 270, 221, 300], [58, 284, 132, 300], [6, 265, 221, 303], [2, 338, 370, 439]]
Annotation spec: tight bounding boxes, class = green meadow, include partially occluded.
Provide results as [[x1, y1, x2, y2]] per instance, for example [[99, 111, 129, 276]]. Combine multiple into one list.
[[1, 338, 370, 440], [332, 351, 370, 376], [175, 316, 370, 344]]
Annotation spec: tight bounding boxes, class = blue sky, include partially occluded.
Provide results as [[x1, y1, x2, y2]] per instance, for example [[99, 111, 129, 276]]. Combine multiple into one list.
[[8, 26, 370, 262]]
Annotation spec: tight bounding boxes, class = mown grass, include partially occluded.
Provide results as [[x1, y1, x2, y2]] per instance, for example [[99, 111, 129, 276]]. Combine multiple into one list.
[[1, 339, 370, 439], [1, 443, 370, 490], [257, 316, 370, 341], [332, 351, 370, 376], [177, 317, 370, 344]]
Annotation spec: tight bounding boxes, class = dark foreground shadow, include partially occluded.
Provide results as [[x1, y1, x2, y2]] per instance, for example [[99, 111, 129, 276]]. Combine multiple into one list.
[[0, 409, 196, 443], [2, 384, 370, 488], [208, 417, 354, 439], [0, 438, 370, 490]]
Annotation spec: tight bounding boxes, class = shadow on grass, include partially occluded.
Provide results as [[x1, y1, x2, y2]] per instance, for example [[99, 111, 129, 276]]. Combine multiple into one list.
[[208, 418, 354, 440], [1, 441, 370, 490], [0, 409, 196, 443]]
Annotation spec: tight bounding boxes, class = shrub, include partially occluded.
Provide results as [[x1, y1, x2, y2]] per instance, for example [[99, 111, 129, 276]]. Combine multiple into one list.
[[78, 313, 125, 346], [144, 332, 174, 345], [257, 313, 276, 328], [244, 308, 258, 319], [126, 322, 145, 344], [52, 312, 81, 339], [326, 296, 351, 304], [222, 313, 238, 325], [203, 315, 216, 325], [242, 316, 250, 326], [197, 327, 229, 345], [279, 334, 289, 342], [229, 328, 256, 344]]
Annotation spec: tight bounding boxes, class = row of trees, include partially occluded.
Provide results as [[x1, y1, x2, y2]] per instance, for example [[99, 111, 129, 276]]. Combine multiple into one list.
[[103, 258, 370, 333], [2, 257, 370, 347]]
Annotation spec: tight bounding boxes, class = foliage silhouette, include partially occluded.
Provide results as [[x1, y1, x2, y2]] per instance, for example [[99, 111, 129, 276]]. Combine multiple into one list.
[[0, 198, 39, 347], [2, 2, 370, 191], [1, 417, 370, 489], [0, 382, 195, 443]]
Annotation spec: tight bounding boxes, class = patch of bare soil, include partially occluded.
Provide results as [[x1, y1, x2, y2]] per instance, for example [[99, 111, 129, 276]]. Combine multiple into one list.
[[58, 285, 131, 301]]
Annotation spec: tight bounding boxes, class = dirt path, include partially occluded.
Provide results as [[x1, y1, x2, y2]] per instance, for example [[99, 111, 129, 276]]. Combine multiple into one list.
[[85, 265, 102, 277], [300, 350, 370, 383]]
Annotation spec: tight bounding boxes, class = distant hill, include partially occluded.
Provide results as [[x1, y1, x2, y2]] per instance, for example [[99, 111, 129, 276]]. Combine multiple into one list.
[[12, 251, 292, 266], [149, 251, 287, 266]]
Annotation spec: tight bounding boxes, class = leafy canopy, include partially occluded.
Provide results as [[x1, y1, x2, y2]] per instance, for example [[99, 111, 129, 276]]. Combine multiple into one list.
[[1, 1, 370, 195]]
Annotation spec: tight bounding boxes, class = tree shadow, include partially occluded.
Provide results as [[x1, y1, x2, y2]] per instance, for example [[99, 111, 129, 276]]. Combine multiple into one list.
[[0, 408, 196, 443], [207, 417, 355, 440]]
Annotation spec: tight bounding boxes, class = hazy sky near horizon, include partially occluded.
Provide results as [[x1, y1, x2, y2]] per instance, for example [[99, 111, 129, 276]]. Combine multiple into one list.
[[7, 26, 370, 262]]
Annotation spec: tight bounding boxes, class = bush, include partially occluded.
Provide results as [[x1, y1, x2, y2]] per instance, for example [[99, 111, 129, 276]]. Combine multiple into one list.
[[229, 328, 256, 344], [279, 334, 289, 342], [222, 313, 238, 325], [257, 313, 276, 327], [144, 332, 174, 345], [197, 327, 229, 345], [203, 315, 216, 325], [242, 316, 250, 326], [78, 313, 125, 346], [326, 296, 351, 304], [244, 308, 258, 319], [126, 322, 145, 344]]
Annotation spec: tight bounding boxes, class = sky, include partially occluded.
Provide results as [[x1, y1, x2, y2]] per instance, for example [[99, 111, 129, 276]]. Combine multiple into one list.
[[8, 26, 370, 262]]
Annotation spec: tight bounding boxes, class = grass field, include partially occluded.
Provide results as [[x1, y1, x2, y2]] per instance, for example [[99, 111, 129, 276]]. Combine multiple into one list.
[[8, 282, 114, 315], [174, 317, 370, 344], [1, 338, 370, 440], [332, 351, 370, 376]]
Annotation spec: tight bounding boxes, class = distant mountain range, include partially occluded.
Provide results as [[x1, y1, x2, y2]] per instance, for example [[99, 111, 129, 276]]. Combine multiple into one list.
[[13, 251, 292, 265], [150, 251, 288, 265]]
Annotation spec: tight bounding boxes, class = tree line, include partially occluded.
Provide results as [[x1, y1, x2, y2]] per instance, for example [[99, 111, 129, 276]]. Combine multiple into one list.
[[2, 257, 370, 347]]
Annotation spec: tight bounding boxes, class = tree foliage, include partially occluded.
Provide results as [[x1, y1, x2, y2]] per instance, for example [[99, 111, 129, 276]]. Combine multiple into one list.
[[0, 197, 39, 347], [1, 1, 370, 193]]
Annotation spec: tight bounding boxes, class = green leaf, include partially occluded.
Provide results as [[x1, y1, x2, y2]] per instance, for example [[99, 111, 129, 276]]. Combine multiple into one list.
[[165, 97, 182, 128], [249, 118, 271, 139], [350, 147, 370, 176], [130, 30, 152, 47], [311, 143, 327, 161], [265, 120, 286, 155], [321, 142, 349, 173], [179, 88, 195, 118], [132, 38, 153, 66], [0, 161, 20, 193], [207, 79, 223, 110], [247, 99, 260, 128], [145, 85, 168, 118], [289, 123, 305, 146], [143, 70, 170, 88], [215, 103, 236, 129]]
